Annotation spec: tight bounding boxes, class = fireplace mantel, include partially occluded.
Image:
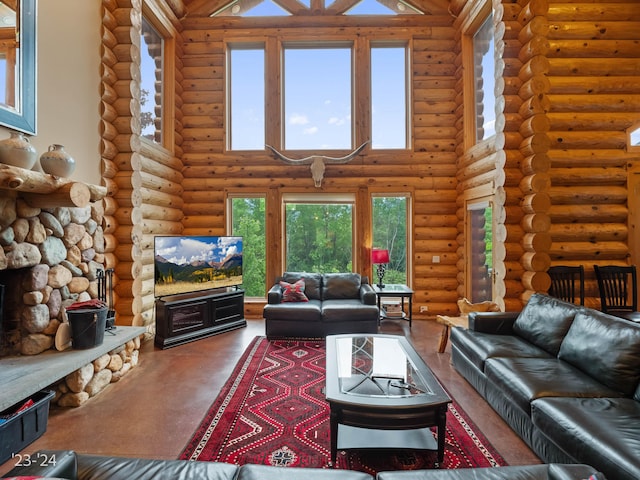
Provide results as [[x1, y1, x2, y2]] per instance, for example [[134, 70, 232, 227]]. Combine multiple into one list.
[[0, 163, 107, 208]]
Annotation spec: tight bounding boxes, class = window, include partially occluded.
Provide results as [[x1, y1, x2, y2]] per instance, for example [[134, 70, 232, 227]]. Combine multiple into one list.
[[467, 199, 493, 302], [227, 39, 411, 152], [0, 56, 7, 105], [372, 195, 409, 284], [229, 195, 266, 297], [140, 16, 164, 144], [628, 123, 640, 150], [228, 45, 265, 150], [284, 45, 352, 150], [371, 45, 407, 149], [472, 14, 496, 143], [283, 194, 355, 272]]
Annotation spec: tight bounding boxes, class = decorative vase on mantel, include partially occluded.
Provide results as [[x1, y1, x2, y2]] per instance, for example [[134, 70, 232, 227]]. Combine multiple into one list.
[[39, 144, 76, 178], [0, 131, 38, 170]]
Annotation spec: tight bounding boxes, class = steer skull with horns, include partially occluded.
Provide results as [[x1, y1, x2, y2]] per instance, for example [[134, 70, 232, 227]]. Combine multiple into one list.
[[266, 142, 369, 188]]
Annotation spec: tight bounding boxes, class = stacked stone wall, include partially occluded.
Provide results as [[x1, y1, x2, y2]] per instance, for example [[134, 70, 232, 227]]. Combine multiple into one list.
[[0, 195, 105, 355], [52, 336, 141, 407]]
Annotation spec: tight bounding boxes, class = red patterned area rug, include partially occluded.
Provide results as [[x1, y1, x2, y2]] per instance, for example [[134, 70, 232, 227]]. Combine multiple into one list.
[[180, 337, 506, 473]]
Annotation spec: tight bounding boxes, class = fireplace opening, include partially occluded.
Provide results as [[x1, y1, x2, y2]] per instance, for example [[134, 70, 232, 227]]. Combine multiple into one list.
[[0, 268, 33, 356]]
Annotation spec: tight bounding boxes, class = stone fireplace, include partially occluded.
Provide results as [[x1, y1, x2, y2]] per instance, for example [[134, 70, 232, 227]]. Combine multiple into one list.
[[0, 165, 145, 408], [0, 196, 106, 356]]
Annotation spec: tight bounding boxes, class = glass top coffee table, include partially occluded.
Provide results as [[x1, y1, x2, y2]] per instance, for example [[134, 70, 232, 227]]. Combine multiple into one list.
[[325, 334, 451, 467]]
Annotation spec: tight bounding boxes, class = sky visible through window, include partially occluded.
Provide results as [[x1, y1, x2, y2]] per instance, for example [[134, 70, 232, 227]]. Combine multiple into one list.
[[284, 47, 352, 150], [227, 0, 408, 151]]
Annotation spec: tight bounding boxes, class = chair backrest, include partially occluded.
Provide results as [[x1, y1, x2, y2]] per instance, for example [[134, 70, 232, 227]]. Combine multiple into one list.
[[593, 265, 638, 313], [548, 265, 585, 305]]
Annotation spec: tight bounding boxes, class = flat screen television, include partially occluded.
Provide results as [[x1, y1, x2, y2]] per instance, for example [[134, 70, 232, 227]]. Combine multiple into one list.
[[154, 235, 243, 298]]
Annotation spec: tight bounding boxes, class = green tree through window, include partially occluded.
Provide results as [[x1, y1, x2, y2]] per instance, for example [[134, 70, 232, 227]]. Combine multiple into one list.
[[230, 197, 266, 297], [285, 202, 353, 272], [372, 196, 408, 284]]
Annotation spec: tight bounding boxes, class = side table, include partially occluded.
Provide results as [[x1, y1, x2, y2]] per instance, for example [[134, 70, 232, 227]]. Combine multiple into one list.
[[435, 315, 468, 353], [372, 284, 413, 327]]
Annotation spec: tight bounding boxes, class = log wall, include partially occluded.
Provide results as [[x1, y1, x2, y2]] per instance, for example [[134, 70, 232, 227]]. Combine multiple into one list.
[[101, 0, 640, 324], [101, 0, 185, 329], [180, 16, 461, 317], [545, 0, 640, 308], [452, 0, 640, 312]]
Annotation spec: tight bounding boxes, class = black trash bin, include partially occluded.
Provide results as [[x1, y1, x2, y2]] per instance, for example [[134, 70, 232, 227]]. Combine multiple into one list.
[[67, 307, 108, 349]]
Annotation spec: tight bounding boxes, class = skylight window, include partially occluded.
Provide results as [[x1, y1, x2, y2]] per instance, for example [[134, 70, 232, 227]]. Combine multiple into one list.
[[241, 0, 290, 16], [212, 0, 421, 16]]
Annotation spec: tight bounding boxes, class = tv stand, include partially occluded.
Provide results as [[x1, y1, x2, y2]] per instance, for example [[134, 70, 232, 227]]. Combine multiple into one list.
[[155, 288, 246, 349]]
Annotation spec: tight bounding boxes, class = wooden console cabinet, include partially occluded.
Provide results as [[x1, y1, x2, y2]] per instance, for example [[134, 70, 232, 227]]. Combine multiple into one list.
[[155, 288, 246, 349]]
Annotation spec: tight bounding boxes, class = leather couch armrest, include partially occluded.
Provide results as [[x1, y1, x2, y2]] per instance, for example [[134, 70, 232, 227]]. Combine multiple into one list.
[[2, 450, 78, 480], [267, 284, 283, 304], [359, 283, 377, 305], [468, 311, 519, 335]]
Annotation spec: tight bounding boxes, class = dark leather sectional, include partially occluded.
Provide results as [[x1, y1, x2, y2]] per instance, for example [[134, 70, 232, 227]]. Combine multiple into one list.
[[2, 449, 604, 479], [263, 272, 379, 338], [451, 293, 640, 480]]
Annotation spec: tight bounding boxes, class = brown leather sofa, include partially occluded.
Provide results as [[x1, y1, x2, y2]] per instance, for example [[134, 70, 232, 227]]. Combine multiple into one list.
[[451, 293, 640, 480], [2, 450, 605, 479], [263, 272, 379, 338]]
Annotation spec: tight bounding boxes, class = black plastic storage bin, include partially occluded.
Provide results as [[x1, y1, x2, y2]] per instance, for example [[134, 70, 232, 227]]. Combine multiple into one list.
[[0, 390, 55, 464]]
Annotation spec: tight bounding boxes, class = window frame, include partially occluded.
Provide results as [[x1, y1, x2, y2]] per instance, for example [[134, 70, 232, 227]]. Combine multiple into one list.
[[226, 42, 266, 151], [282, 41, 355, 151], [461, 0, 495, 151], [464, 191, 495, 303], [627, 122, 640, 152], [227, 192, 268, 298], [371, 192, 412, 287], [370, 41, 410, 150], [281, 192, 357, 273], [140, 2, 175, 152], [225, 35, 412, 154]]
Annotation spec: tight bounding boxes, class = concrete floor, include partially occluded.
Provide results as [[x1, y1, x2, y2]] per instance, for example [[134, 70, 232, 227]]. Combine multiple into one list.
[[0, 318, 541, 474]]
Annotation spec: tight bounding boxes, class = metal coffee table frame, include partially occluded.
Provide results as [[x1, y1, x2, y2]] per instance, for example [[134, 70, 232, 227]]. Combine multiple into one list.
[[325, 334, 451, 467]]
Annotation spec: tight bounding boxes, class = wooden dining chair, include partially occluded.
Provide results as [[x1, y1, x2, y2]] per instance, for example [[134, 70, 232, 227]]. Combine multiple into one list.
[[593, 265, 638, 315], [548, 265, 585, 305]]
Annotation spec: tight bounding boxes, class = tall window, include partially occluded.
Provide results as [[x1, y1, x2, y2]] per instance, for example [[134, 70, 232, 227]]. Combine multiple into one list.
[[227, 40, 411, 151], [371, 45, 407, 149], [229, 45, 265, 150], [140, 16, 164, 144], [229, 195, 266, 297], [284, 45, 352, 150], [467, 199, 493, 302], [284, 194, 355, 272], [372, 195, 409, 284], [473, 14, 496, 142]]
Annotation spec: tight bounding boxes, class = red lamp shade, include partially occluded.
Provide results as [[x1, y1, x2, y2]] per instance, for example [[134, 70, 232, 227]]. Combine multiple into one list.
[[371, 248, 390, 264]]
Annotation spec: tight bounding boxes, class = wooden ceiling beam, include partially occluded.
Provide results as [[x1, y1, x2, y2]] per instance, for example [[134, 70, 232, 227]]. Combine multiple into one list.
[[324, 0, 360, 15], [185, 0, 453, 17], [187, 0, 230, 17], [273, 0, 309, 16]]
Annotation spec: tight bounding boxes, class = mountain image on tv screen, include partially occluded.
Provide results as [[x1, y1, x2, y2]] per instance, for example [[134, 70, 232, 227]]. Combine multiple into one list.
[[154, 236, 243, 297]]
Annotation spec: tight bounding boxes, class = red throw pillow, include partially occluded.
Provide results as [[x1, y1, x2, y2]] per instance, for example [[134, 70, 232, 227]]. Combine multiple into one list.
[[280, 279, 309, 302]]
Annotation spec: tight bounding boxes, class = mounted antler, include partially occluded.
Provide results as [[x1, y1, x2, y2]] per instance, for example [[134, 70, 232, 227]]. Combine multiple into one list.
[[265, 142, 369, 187]]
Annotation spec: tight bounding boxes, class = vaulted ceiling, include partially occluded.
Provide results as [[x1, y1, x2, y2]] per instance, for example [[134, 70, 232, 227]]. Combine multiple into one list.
[[183, 0, 451, 17]]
